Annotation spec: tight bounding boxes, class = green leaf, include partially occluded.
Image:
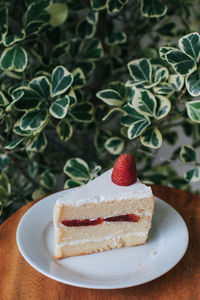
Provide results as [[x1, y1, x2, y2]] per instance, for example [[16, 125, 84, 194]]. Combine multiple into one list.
[[96, 89, 123, 106], [180, 145, 196, 163], [27, 131, 47, 152], [0, 173, 10, 195], [140, 126, 162, 148], [157, 22, 175, 37], [168, 74, 184, 92], [53, 41, 68, 58], [13, 120, 32, 136], [72, 68, 86, 89], [63, 158, 90, 183], [40, 170, 56, 189], [24, 0, 51, 26], [0, 91, 9, 107], [90, 0, 107, 10], [89, 163, 102, 180], [94, 129, 111, 157], [78, 61, 95, 77], [132, 89, 157, 117], [186, 69, 200, 97], [165, 50, 196, 76], [179, 32, 200, 61], [82, 38, 104, 61], [106, 0, 124, 13], [3, 30, 26, 47], [121, 104, 150, 139], [105, 137, 124, 155], [0, 46, 28, 72], [154, 67, 169, 83], [20, 110, 48, 131], [186, 100, 200, 123], [0, 7, 8, 43], [51, 66, 73, 97], [108, 81, 127, 100], [12, 87, 42, 111], [56, 119, 73, 142], [30, 76, 51, 98], [49, 96, 70, 119], [87, 10, 99, 24], [64, 179, 80, 189], [68, 38, 83, 57], [4, 137, 24, 150], [153, 82, 174, 96], [159, 46, 176, 60], [155, 95, 171, 120], [0, 154, 9, 170], [128, 58, 151, 84], [184, 167, 200, 182], [70, 102, 94, 123], [76, 18, 96, 39], [46, 3, 68, 27], [105, 32, 127, 45], [68, 88, 77, 106], [102, 107, 123, 121], [141, 0, 167, 18]]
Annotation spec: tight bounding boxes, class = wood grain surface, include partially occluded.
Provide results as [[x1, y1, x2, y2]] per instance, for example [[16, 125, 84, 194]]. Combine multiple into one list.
[[0, 185, 199, 300]]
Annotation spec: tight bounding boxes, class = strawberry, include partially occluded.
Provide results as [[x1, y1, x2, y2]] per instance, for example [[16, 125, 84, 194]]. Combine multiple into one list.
[[111, 153, 137, 186]]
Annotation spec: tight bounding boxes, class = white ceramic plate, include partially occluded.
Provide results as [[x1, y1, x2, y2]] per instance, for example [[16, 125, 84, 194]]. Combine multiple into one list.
[[16, 190, 189, 289]]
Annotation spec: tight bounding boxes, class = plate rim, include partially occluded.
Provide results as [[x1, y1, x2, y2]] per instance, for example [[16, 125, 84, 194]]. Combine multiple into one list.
[[16, 190, 189, 289]]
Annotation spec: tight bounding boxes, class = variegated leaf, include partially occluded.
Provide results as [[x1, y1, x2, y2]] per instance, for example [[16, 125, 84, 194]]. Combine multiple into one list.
[[128, 58, 151, 83], [0, 45, 28, 72], [4, 137, 24, 150], [105, 137, 124, 155], [40, 170, 56, 189], [180, 145, 196, 163], [56, 119, 73, 142], [168, 74, 184, 92], [30, 76, 51, 98], [165, 50, 196, 76], [20, 110, 48, 131], [154, 67, 169, 83], [186, 69, 200, 97], [132, 89, 156, 117], [49, 96, 70, 119], [63, 158, 90, 183], [90, 0, 107, 10], [72, 68, 86, 89], [141, 0, 167, 18], [178, 32, 200, 61], [140, 126, 162, 148], [96, 89, 123, 106], [184, 167, 200, 182], [155, 95, 171, 120], [70, 102, 94, 123], [51, 66, 73, 97], [27, 131, 47, 152], [186, 100, 200, 123]]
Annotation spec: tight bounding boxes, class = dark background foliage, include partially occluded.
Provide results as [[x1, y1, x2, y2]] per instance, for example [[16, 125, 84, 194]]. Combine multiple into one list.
[[0, 0, 200, 223]]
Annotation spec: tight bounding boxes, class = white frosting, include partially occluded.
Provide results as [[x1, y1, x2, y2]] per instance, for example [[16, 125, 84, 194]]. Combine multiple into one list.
[[57, 169, 153, 207], [55, 231, 147, 247]]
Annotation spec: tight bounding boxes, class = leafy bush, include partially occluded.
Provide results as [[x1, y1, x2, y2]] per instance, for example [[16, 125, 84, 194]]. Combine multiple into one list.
[[0, 0, 200, 222]]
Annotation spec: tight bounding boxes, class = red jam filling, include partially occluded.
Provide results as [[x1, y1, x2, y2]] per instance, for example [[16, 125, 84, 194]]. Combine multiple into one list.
[[61, 214, 140, 227]]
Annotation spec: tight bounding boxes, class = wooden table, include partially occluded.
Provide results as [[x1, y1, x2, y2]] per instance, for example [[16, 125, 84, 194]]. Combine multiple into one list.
[[0, 185, 199, 300]]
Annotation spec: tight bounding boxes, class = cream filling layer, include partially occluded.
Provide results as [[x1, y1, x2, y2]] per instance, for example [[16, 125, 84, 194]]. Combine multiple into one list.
[[55, 231, 147, 247]]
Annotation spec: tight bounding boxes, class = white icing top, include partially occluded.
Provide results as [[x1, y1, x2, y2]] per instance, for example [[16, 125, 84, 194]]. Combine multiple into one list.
[[57, 169, 153, 207]]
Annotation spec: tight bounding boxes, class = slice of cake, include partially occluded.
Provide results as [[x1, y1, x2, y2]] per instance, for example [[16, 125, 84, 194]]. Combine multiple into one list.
[[53, 154, 154, 259]]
